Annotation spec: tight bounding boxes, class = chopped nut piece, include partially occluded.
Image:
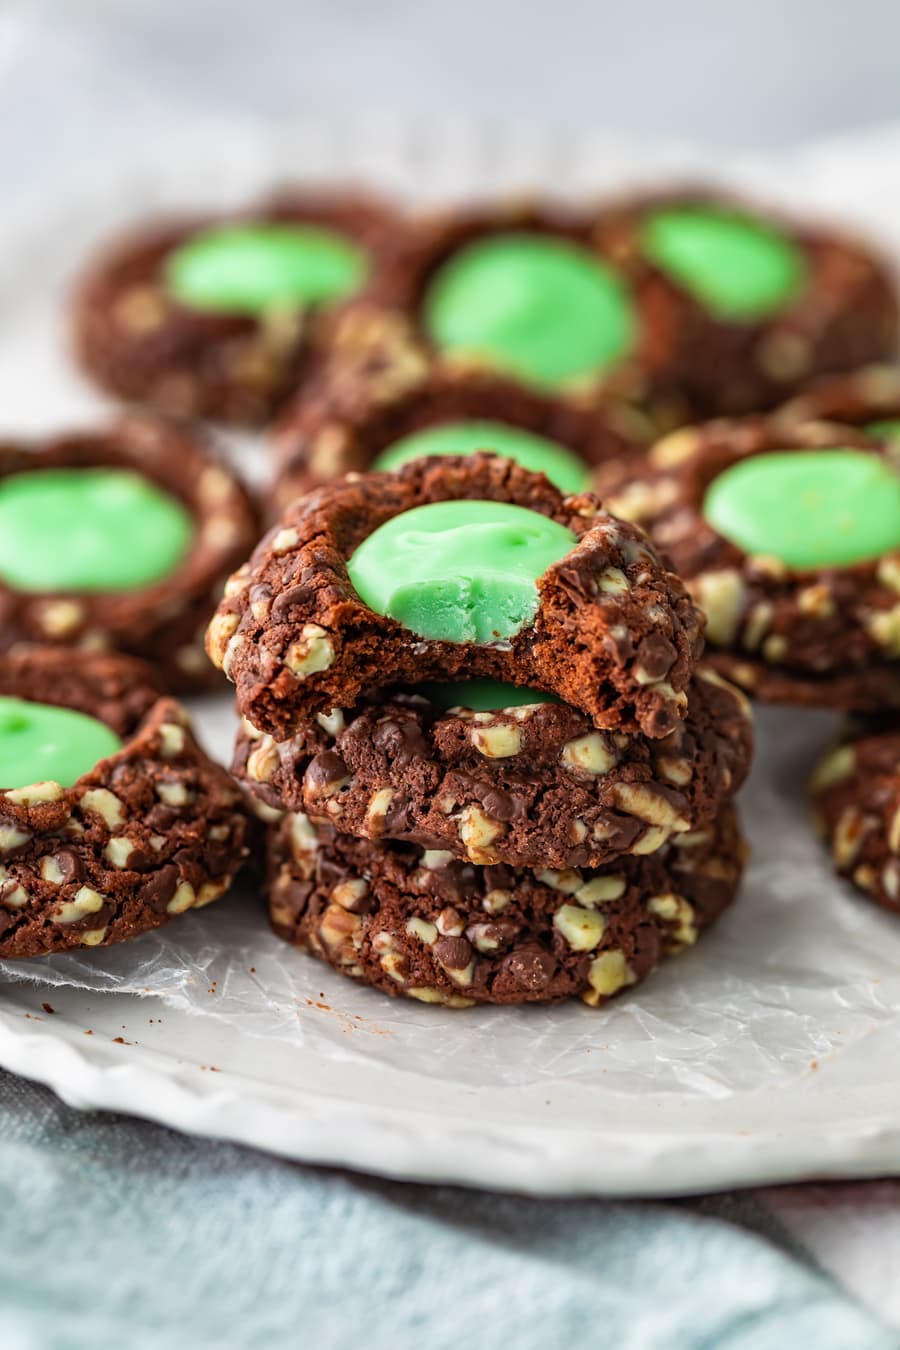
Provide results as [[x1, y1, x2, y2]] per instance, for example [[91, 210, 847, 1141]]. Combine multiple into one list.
[[471, 723, 522, 758], [582, 951, 636, 1004], [4, 782, 63, 807], [285, 625, 334, 679], [553, 904, 606, 951], [560, 733, 615, 776]]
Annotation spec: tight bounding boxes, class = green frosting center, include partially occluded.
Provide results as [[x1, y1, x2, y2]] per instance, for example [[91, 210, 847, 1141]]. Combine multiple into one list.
[[703, 449, 900, 568], [0, 697, 122, 790], [423, 232, 635, 388], [347, 500, 576, 642], [642, 205, 806, 320], [417, 679, 558, 711], [371, 420, 590, 494], [164, 222, 368, 316], [0, 467, 194, 593]]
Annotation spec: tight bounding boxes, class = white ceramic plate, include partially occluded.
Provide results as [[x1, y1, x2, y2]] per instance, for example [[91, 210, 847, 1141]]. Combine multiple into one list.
[[3, 122, 900, 1197]]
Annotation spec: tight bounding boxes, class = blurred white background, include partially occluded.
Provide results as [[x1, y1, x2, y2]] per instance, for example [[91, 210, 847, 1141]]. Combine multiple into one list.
[[3, 0, 900, 205]]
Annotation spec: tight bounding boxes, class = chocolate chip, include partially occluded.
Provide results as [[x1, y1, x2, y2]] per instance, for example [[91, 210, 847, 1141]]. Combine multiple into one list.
[[138, 865, 179, 913], [552, 557, 596, 604], [278, 878, 316, 921], [635, 634, 676, 680], [383, 795, 411, 835], [453, 774, 523, 823], [433, 936, 472, 969], [603, 627, 634, 662], [147, 804, 179, 832], [372, 716, 428, 766], [500, 945, 557, 990], [305, 751, 349, 791], [318, 856, 347, 890], [51, 848, 83, 884], [271, 582, 316, 617]]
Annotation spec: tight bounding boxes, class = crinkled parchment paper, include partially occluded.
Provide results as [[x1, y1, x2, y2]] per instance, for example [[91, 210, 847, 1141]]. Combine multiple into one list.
[[3, 702, 898, 1097]]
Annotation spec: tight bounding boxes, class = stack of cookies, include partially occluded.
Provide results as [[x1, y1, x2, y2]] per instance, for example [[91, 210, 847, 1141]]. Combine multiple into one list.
[[8, 174, 900, 981], [208, 454, 753, 1008]]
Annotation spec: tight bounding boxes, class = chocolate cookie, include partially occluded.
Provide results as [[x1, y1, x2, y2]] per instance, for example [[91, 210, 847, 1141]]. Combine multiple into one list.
[[266, 799, 746, 1007], [336, 202, 649, 409], [320, 192, 896, 437], [0, 648, 250, 958], [701, 651, 900, 711], [207, 455, 704, 741], [235, 668, 752, 870], [598, 416, 900, 709], [591, 188, 898, 420], [811, 715, 900, 915], [776, 363, 900, 438], [269, 313, 646, 514], [72, 189, 395, 425], [0, 413, 258, 691]]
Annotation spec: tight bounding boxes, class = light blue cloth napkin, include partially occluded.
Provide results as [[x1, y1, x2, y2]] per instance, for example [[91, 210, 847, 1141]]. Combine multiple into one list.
[[0, 1070, 893, 1350]]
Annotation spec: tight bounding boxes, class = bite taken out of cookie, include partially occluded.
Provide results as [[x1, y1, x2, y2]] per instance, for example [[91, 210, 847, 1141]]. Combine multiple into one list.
[[208, 454, 704, 742]]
